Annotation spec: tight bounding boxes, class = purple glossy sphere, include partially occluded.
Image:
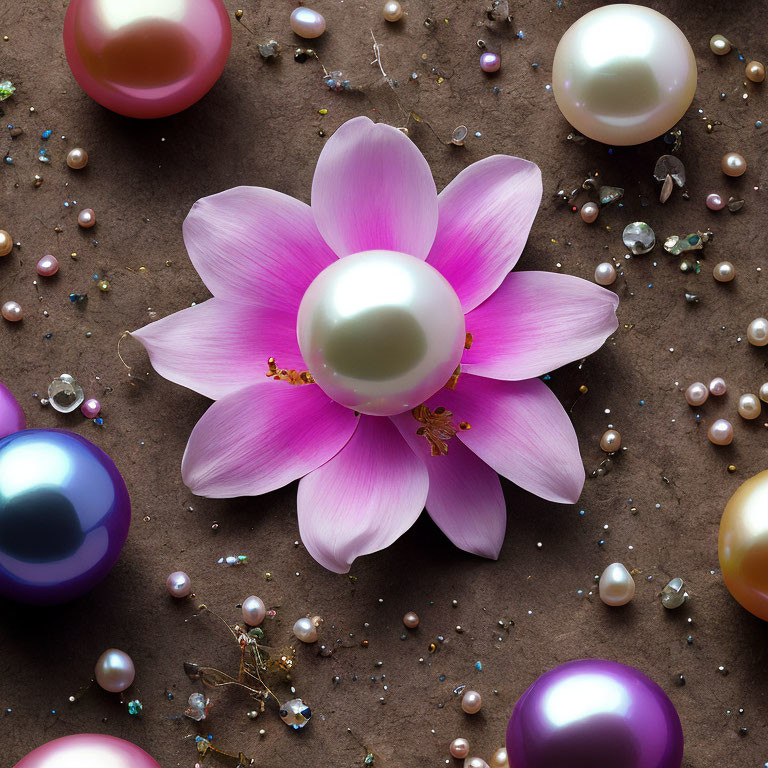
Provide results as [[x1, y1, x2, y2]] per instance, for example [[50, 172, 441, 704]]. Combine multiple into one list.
[[480, 51, 501, 73], [14, 734, 161, 768], [0, 429, 130, 604], [506, 659, 683, 768], [0, 382, 25, 439]]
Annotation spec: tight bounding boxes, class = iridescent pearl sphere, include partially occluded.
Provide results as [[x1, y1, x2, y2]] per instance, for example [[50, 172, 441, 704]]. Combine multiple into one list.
[[490, 747, 510, 768], [599, 562, 635, 606], [713, 261, 735, 282], [685, 381, 708, 406], [36, 254, 59, 277], [0, 229, 12, 257], [293, 616, 318, 643], [737, 393, 761, 420], [706, 192, 725, 211], [242, 595, 266, 626], [66, 147, 88, 170], [580, 201, 599, 223], [382, 0, 403, 22], [1, 301, 22, 322], [465, 758, 489, 768], [709, 377, 727, 396], [746, 60, 766, 83], [403, 611, 419, 628], [462, 690, 482, 714], [81, 398, 101, 418], [166, 570, 192, 598], [449, 738, 470, 759], [710, 34, 731, 55], [78, 208, 96, 228], [599, 428, 621, 452], [552, 4, 696, 145], [297, 250, 465, 416], [759, 382, 768, 403], [480, 52, 501, 73], [708, 418, 733, 446], [290, 7, 326, 38], [747, 317, 768, 346], [594, 262, 616, 286], [722, 152, 747, 177], [94, 648, 135, 692]]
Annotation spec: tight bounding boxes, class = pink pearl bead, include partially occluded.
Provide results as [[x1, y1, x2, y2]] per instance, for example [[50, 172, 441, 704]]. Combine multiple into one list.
[[480, 52, 501, 73], [461, 689, 482, 714], [709, 377, 727, 396], [166, 571, 192, 598], [36, 254, 59, 276], [403, 611, 419, 628], [242, 595, 266, 626], [685, 382, 708, 406], [81, 398, 101, 418], [78, 208, 96, 228], [580, 202, 599, 223], [290, 7, 326, 38], [706, 193, 725, 210], [94, 648, 135, 692], [708, 418, 733, 446], [1, 300, 22, 322], [449, 738, 470, 759]]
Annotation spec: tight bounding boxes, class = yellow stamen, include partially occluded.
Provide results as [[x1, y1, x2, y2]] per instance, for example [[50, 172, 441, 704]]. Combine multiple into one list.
[[266, 357, 315, 385], [444, 364, 461, 390], [464, 332, 473, 350], [412, 404, 470, 456]]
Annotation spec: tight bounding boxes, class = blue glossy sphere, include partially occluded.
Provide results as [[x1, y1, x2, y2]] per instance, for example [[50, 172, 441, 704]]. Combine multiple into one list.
[[0, 429, 130, 604]]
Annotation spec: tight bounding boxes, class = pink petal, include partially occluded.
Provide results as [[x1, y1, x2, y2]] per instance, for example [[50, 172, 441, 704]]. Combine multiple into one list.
[[297, 415, 428, 573], [428, 374, 584, 504], [132, 298, 305, 400], [427, 156, 543, 312], [182, 382, 358, 497], [462, 271, 619, 380], [391, 412, 506, 559], [183, 186, 337, 306], [311, 117, 438, 259]]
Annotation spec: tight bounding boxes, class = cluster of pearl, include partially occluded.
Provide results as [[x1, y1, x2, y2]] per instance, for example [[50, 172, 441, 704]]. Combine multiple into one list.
[[449, 739, 509, 768], [289, 2, 404, 39]]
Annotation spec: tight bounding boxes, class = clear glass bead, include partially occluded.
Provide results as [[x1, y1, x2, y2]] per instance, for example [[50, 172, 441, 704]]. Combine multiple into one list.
[[47, 374, 84, 413], [184, 692, 208, 721], [661, 577, 687, 609], [279, 698, 311, 729], [622, 222, 656, 255]]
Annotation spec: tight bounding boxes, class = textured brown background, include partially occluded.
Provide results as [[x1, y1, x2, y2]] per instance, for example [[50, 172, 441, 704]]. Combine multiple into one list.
[[2, 0, 768, 766]]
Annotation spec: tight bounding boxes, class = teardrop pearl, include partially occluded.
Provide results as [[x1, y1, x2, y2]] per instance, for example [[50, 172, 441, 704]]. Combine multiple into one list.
[[242, 595, 266, 626], [94, 648, 135, 692], [290, 7, 326, 38], [599, 562, 635, 606], [599, 429, 621, 453]]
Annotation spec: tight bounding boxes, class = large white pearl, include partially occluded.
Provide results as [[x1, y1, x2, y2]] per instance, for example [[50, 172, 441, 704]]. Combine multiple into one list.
[[94, 648, 135, 692], [290, 7, 326, 38], [598, 562, 635, 606], [552, 5, 697, 145], [293, 617, 318, 643], [297, 250, 465, 416]]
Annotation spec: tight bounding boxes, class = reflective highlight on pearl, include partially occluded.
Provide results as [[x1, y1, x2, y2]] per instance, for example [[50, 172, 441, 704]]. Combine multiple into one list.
[[709, 34, 731, 55], [747, 317, 768, 346], [480, 52, 501, 73], [685, 382, 708, 406], [2, 301, 22, 322], [382, 1, 403, 22], [713, 261, 734, 282], [403, 611, 419, 628], [63, 0, 232, 119], [746, 61, 765, 83], [15, 734, 161, 768], [297, 250, 466, 416], [166, 570, 192, 597], [706, 192, 725, 211], [737, 393, 761, 420], [721, 151, 746, 177], [594, 262, 616, 286], [580, 202, 599, 223], [719, 470, 768, 621], [759, 382, 768, 403], [66, 147, 88, 169], [0, 229, 12, 257], [36, 254, 59, 276], [490, 747, 510, 768], [81, 398, 101, 418], [708, 418, 733, 446], [78, 208, 96, 228], [461, 689, 482, 714], [95, 648, 135, 692], [465, 759, 489, 768], [293, 617, 318, 643], [242, 595, 266, 626], [599, 562, 635, 606], [709, 377, 727, 396], [506, 659, 684, 768], [600, 428, 621, 453], [552, 5, 697, 145], [290, 7, 326, 38], [449, 738, 470, 759]]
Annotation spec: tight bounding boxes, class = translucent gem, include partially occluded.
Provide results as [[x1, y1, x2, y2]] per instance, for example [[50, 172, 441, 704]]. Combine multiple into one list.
[[622, 222, 655, 254], [488, 0, 510, 21], [598, 185, 624, 206], [38, 148, 50, 163], [727, 197, 744, 212], [0, 80, 15, 101], [664, 231, 710, 255], [184, 692, 208, 721], [258, 40, 280, 58], [280, 697, 311, 729], [127, 699, 143, 715], [47, 374, 84, 413], [661, 577, 687, 609], [451, 125, 468, 146], [653, 155, 685, 187]]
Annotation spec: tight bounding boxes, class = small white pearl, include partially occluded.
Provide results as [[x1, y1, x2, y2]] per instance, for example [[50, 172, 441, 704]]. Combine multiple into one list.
[[594, 262, 616, 286], [166, 571, 192, 598], [461, 690, 482, 714], [708, 418, 733, 445], [290, 7, 326, 38], [382, 0, 403, 22], [747, 317, 768, 346], [581, 202, 599, 223], [293, 617, 318, 643], [449, 738, 470, 759], [242, 595, 266, 626], [599, 562, 635, 606], [685, 382, 709, 406], [709, 377, 727, 396], [713, 261, 735, 282], [737, 393, 761, 420]]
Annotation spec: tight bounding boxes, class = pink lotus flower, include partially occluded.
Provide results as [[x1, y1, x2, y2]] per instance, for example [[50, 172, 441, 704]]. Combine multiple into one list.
[[133, 117, 618, 573]]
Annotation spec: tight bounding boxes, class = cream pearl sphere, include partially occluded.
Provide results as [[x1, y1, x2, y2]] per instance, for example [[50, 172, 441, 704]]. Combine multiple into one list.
[[685, 382, 709, 407], [747, 317, 768, 346], [746, 61, 766, 83], [759, 382, 768, 403], [0, 229, 12, 257], [552, 4, 696, 145], [293, 617, 318, 643], [77, 207, 96, 228], [297, 250, 465, 416], [382, 0, 403, 22], [738, 393, 761, 420], [594, 262, 616, 286], [449, 738, 470, 759], [599, 562, 635, 606], [461, 689, 482, 714], [403, 611, 419, 628], [166, 570, 192, 598], [66, 147, 88, 169], [713, 261, 735, 283], [599, 428, 621, 453], [708, 418, 733, 446], [1, 301, 22, 322], [94, 648, 135, 692], [490, 748, 510, 768], [709, 34, 731, 55], [710, 376, 727, 396], [290, 7, 326, 38], [465, 758, 489, 768], [242, 595, 266, 626], [580, 202, 599, 223], [722, 152, 746, 177]]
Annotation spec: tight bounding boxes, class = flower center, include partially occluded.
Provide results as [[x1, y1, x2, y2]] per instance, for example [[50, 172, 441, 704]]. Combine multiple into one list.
[[296, 249, 466, 416]]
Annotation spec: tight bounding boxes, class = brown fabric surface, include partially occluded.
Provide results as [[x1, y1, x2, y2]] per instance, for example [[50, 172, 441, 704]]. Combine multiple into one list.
[[2, 0, 768, 766]]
